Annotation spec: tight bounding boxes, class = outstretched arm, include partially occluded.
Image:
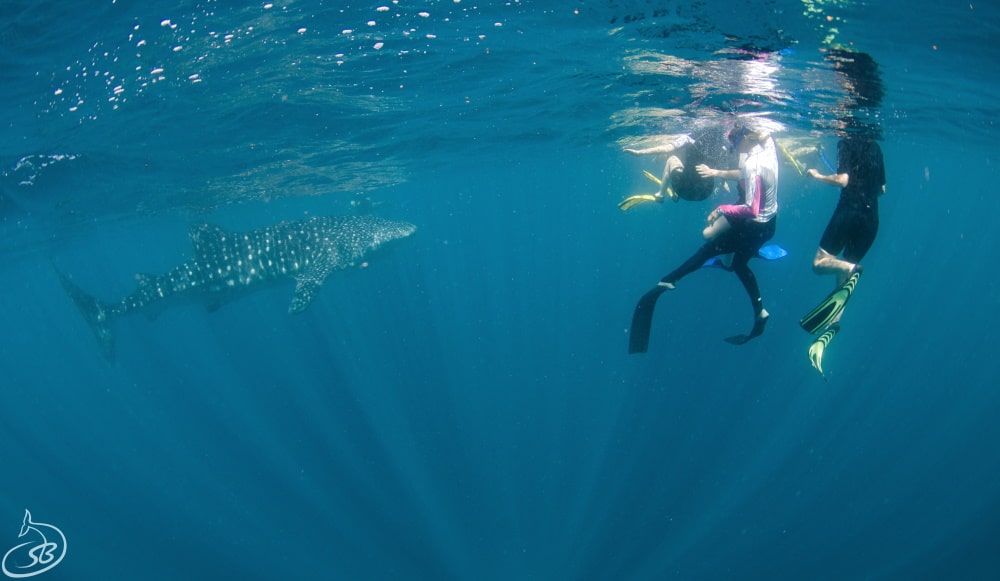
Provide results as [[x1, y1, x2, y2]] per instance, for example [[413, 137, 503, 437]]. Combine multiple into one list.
[[624, 134, 694, 156], [807, 168, 849, 188], [696, 165, 739, 180]]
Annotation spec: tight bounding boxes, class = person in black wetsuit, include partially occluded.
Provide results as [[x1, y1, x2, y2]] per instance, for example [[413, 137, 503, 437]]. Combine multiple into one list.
[[807, 135, 885, 288], [800, 48, 887, 377], [623, 126, 732, 203]]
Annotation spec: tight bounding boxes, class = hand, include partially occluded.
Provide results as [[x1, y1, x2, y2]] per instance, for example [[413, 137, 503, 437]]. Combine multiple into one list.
[[807, 168, 821, 179], [624, 148, 642, 156], [695, 164, 714, 178]]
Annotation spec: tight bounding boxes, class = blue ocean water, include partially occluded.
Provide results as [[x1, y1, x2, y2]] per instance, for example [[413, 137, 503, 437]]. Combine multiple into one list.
[[1, 0, 998, 579]]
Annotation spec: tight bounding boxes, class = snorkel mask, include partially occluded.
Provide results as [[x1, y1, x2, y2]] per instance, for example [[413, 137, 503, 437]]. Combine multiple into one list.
[[727, 124, 750, 152]]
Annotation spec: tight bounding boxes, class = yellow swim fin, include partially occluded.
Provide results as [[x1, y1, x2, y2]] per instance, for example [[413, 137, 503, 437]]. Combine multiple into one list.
[[777, 141, 805, 176], [641, 170, 677, 201], [618, 194, 660, 211]]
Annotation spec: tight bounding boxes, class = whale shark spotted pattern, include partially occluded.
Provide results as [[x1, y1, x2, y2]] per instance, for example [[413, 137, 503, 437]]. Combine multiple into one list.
[[58, 214, 416, 361]]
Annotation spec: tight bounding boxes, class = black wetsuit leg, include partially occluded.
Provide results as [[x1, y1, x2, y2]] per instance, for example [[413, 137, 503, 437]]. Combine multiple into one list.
[[661, 218, 774, 288], [658, 218, 775, 344], [820, 201, 878, 263], [843, 206, 878, 264], [660, 235, 737, 285], [721, 219, 776, 344], [731, 251, 763, 316], [730, 219, 776, 317]]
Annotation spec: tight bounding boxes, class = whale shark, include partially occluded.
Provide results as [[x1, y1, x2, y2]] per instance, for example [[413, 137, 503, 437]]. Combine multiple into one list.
[[58, 214, 416, 361]]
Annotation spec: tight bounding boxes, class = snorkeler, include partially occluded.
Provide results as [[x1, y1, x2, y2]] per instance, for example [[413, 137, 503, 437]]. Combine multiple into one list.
[[798, 48, 887, 378], [620, 126, 733, 210], [800, 133, 885, 376], [628, 122, 779, 352]]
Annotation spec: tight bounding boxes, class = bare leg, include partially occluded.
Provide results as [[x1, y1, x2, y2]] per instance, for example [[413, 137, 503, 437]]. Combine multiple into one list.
[[658, 156, 683, 201], [812, 247, 854, 286], [812, 247, 859, 325], [703, 214, 731, 241]]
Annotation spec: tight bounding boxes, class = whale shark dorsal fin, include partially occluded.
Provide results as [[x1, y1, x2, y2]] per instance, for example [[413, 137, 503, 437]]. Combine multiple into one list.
[[288, 252, 339, 314], [189, 223, 229, 258]]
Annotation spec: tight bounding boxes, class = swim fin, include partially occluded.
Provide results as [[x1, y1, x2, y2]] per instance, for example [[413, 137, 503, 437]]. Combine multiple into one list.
[[799, 268, 862, 335], [808, 323, 840, 379], [703, 254, 735, 270], [640, 170, 679, 201], [702, 243, 788, 270], [777, 140, 805, 176], [618, 194, 661, 211], [724, 311, 769, 345], [618, 168, 674, 211], [628, 285, 668, 353], [757, 244, 789, 261]]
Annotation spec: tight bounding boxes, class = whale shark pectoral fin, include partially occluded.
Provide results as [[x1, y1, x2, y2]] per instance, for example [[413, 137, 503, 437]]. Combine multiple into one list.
[[289, 258, 337, 314], [289, 276, 322, 314]]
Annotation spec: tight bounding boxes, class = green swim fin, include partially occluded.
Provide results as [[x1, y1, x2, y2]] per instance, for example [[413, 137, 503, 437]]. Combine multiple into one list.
[[800, 269, 861, 335], [808, 323, 840, 379]]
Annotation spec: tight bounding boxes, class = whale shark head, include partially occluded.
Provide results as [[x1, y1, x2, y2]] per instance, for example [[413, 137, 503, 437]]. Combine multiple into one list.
[[368, 216, 417, 250], [357, 216, 417, 251], [319, 215, 416, 275]]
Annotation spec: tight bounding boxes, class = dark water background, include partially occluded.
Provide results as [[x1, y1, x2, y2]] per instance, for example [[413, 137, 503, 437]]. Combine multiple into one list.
[[1, 1, 998, 579]]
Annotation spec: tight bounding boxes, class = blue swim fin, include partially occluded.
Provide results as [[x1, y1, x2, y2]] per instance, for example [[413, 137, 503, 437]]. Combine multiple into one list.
[[757, 244, 788, 260], [702, 243, 788, 270]]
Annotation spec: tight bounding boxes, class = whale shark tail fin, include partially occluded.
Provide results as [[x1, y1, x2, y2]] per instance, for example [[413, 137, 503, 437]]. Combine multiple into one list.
[[56, 270, 116, 363]]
